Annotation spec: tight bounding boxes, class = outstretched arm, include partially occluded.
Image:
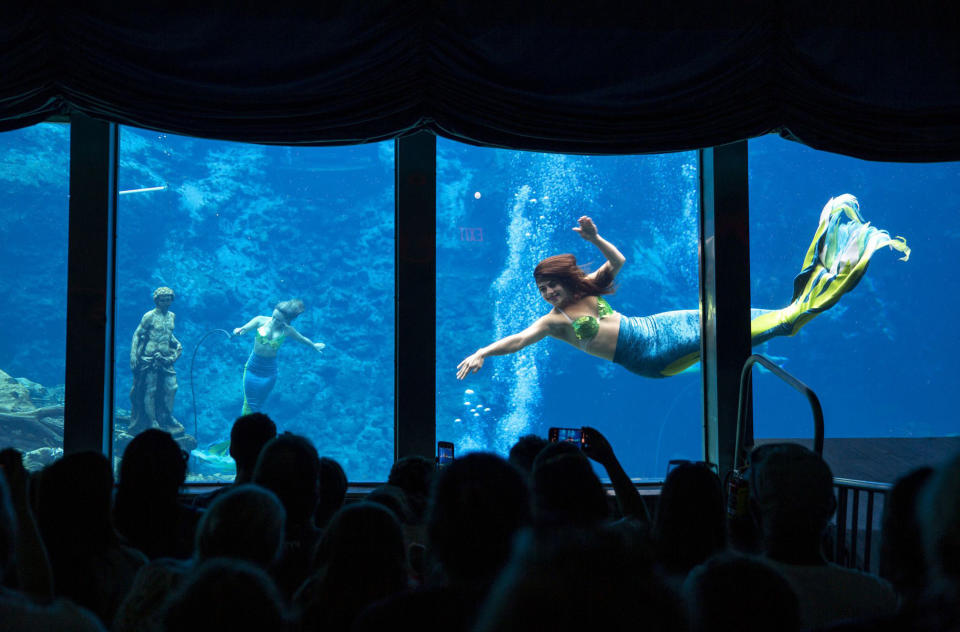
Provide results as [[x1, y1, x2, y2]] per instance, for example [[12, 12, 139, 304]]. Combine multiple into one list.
[[287, 326, 326, 353], [574, 216, 626, 282], [233, 316, 265, 337], [457, 316, 552, 380], [582, 426, 650, 523]]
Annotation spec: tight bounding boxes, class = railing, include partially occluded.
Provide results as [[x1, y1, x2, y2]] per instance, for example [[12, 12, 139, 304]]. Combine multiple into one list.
[[831, 478, 890, 574]]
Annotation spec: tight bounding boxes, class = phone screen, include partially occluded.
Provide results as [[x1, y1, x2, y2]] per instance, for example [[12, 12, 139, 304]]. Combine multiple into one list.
[[437, 442, 454, 468], [549, 427, 584, 448]]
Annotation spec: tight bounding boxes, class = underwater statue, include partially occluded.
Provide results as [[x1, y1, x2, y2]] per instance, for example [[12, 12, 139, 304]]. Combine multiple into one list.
[[233, 298, 326, 414], [457, 194, 910, 380], [129, 286, 183, 434]]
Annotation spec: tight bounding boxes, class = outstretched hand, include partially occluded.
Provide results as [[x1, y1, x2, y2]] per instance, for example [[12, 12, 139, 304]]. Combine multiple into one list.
[[314, 342, 326, 353], [573, 216, 599, 241], [457, 352, 484, 380], [581, 426, 616, 467]]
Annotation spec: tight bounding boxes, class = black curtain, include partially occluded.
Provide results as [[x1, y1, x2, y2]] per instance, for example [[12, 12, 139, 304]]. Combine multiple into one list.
[[2, 3, 958, 160]]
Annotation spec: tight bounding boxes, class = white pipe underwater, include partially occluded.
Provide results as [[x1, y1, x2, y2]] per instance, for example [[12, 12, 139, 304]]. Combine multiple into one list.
[[118, 184, 168, 195]]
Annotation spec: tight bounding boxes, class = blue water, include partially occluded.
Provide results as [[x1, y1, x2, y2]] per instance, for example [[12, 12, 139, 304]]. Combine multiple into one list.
[[1, 123, 958, 482]]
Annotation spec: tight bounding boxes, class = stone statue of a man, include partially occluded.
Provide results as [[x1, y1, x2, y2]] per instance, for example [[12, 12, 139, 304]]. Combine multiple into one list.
[[129, 286, 183, 434]]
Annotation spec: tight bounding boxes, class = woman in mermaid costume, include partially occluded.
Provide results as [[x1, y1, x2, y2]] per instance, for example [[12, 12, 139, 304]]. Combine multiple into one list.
[[457, 195, 909, 380], [233, 299, 326, 413]]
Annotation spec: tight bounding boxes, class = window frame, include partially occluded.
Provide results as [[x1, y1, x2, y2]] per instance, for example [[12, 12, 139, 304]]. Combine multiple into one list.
[[60, 116, 750, 481]]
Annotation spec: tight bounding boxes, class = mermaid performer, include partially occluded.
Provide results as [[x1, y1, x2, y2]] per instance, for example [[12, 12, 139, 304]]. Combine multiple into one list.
[[456, 195, 909, 380], [233, 299, 326, 414]]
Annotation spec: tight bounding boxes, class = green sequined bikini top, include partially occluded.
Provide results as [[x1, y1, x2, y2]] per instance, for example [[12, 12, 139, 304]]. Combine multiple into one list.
[[557, 297, 614, 347], [256, 326, 287, 350]]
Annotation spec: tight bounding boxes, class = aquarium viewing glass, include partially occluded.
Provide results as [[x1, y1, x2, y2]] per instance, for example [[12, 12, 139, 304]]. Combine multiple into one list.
[[436, 139, 703, 480], [0, 123, 69, 470], [748, 134, 958, 446], [113, 128, 395, 482]]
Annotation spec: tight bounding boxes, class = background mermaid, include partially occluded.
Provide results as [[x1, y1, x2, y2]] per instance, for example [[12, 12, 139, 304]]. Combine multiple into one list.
[[233, 299, 326, 414]]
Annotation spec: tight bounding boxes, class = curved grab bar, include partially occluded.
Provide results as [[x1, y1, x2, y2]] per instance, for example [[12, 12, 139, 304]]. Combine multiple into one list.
[[734, 354, 824, 468]]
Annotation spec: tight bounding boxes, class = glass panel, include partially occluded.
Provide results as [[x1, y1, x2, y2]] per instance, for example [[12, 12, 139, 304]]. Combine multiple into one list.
[[114, 129, 395, 482], [0, 123, 70, 470], [748, 135, 957, 460], [437, 140, 701, 480]]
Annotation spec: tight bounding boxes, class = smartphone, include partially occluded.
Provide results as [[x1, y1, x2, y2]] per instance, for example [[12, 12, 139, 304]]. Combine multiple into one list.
[[548, 427, 586, 449], [437, 441, 454, 469]]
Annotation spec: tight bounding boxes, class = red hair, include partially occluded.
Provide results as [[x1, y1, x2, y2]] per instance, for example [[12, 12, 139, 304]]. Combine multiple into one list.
[[533, 254, 614, 299]]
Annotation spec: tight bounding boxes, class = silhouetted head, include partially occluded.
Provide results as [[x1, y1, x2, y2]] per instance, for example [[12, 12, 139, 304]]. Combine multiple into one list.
[[919, 452, 960, 589], [162, 558, 289, 632], [366, 484, 412, 525], [508, 434, 549, 477], [880, 466, 934, 602], [229, 413, 277, 479], [315, 457, 347, 529], [654, 462, 726, 575], [253, 432, 320, 528], [195, 484, 286, 569], [532, 444, 608, 528], [38, 451, 116, 555], [683, 553, 800, 632], [426, 452, 530, 583], [313, 502, 407, 593], [748, 443, 836, 547], [388, 455, 435, 523], [476, 526, 685, 632], [533, 254, 614, 304], [118, 429, 188, 500]]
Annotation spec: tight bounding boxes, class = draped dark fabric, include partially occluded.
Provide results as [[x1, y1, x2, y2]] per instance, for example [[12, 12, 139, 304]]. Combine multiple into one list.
[[2, 3, 959, 160]]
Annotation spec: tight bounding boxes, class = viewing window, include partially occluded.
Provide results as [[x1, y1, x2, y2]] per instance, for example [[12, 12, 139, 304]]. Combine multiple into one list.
[[114, 128, 395, 482], [0, 123, 70, 470], [748, 135, 955, 445], [436, 139, 702, 479]]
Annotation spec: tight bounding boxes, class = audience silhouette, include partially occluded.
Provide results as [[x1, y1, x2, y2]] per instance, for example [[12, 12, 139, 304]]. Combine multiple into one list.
[[2, 421, 958, 632], [36, 451, 147, 625], [113, 429, 201, 560], [252, 431, 322, 601], [747, 442, 896, 629]]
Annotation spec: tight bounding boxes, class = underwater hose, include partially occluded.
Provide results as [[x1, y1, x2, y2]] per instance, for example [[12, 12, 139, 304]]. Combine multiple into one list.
[[190, 329, 233, 444]]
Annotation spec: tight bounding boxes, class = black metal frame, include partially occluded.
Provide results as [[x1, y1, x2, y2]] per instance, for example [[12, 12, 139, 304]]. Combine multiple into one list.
[[57, 119, 754, 480]]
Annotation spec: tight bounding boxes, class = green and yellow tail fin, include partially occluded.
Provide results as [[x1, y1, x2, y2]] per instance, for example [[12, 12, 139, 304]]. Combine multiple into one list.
[[751, 194, 910, 340]]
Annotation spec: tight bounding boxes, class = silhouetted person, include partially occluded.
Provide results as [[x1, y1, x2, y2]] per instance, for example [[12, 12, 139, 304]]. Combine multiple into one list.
[[161, 558, 291, 632], [114, 483, 286, 632], [113, 429, 201, 560], [0, 462, 106, 631], [296, 503, 408, 631], [508, 433, 548, 478], [387, 455, 435, 524], [355, 452, 531, 632], [682, 553, 799, 632], [532, 441, 608, 528], [654, 462, 726, 584], [748, 443, 895, 629], [35, 451, 147, 626], [315, 456, 347, 529], [916, 451, 960, 630], [475, 526, 687, 632], [253, 431, 321, 601], [365, 484, 412, 525], [191, 412, 277, 509], [879, 466, 934, 605]]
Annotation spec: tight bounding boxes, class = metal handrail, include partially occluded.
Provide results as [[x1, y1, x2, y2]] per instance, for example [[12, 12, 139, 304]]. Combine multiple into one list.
[[734, 354, 825, 468]]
